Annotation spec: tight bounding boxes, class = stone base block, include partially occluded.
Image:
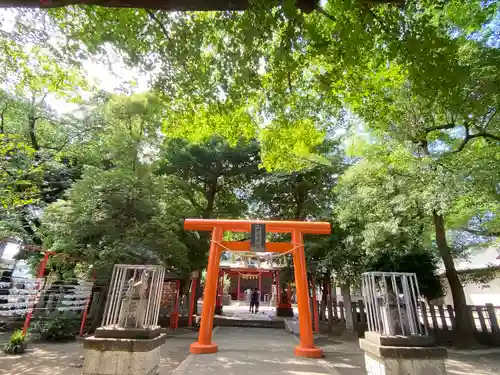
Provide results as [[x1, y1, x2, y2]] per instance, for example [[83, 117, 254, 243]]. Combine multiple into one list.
[[360, 332, 447, 375], [82, 333, 166, 375], [364, 353, 446, 375], [276, 305, 294, 317]]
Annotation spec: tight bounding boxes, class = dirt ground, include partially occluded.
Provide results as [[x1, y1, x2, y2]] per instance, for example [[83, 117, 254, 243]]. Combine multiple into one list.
[[0, 329, 196, 375], [1, 330, 500, 375]]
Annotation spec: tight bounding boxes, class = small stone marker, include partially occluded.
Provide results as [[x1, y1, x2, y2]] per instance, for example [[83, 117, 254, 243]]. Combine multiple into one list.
[[359, 272, 447, 375], [82, 265, 166, 375]]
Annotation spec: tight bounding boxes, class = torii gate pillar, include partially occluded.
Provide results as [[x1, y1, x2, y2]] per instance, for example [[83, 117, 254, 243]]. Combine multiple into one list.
[[183, 219, 331, 358]]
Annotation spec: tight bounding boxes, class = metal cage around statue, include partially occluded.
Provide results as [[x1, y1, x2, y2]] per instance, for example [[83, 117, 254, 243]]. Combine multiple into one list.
[[361, 272, 427, 337], [101, 265, 165, 329]]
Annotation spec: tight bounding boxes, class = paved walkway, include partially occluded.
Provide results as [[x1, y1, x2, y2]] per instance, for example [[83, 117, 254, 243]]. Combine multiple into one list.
[[173, 327, 333, 375], [174, 327, 500, 375], [2, 327, 500, 375]]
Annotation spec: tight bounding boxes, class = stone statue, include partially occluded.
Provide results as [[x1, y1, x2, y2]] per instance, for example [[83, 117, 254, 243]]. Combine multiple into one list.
[[379, 284, 410, 336], [119, 271, 149, 328], [125, 270, 149, 299]]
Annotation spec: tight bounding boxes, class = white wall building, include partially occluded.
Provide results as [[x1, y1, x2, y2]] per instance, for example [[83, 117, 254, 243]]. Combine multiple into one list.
[[439, 245, 500, 306]]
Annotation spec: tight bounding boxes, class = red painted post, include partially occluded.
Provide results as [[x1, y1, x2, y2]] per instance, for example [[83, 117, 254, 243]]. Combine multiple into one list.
[[170, 280, 181, 330], [23, 251, 53, 335], [190, 227, 223, 354], [79, 274, 96, 336]]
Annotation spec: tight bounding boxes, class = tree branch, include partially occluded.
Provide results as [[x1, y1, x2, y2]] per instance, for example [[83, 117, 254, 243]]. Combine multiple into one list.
[[145, 9, 170, 40], [37, 92, 48, 107], [424, 123, 457, 134], [315, 6, 336, 22], [482, 107, 498, 132], [461, 227, 500, 237], [454, 123, 500, 153], [367, 8, 390, 34]]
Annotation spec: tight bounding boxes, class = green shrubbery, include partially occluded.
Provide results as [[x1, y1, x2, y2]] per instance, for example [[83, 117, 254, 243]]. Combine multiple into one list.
[[32, 311, 80, 341], [2, 330, 27, 355]]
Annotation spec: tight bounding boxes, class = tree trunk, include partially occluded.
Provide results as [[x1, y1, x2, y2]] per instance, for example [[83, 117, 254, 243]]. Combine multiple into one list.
[[28, 115, 40, 151], [433, 211, 477, 347], [202, 181, 217, 219], [327, 281, 334, 333], [341, 283, 354, 332]]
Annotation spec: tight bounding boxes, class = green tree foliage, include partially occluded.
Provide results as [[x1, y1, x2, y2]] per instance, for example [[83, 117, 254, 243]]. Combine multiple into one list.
[[249, 163, 338, 221], [41, 166, 192, 275], [0, 133, 38, 210], [365, 249, 443, 301], [0, 24, 88, 247], [331, 2, 500, 345], [43, 1, 499, 169], [158, 137, 261, 220], [157, 136, 262, 271], [38, 94, 196, 276]]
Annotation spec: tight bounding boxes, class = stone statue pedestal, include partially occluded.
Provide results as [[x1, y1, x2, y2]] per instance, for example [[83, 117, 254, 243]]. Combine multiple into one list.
[[359, 332, 447, 375], [276, 303, 294, 317], [82, 265, 166, 375], [82, 328, 166, 375], [276, 293, 294, 317]]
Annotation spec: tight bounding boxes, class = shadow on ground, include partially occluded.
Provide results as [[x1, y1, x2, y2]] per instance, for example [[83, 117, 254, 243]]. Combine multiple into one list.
[[317, 333, 500, 375], [1, 329, 500, 375], [0, 329, 195, 375]]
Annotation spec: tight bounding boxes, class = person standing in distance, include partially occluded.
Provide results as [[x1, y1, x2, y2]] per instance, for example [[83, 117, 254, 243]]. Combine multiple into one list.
[[251, 288, 260, 314]]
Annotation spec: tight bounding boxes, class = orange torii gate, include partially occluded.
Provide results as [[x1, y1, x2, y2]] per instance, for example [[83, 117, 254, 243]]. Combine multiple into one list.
[[184, 218, 330, 358]]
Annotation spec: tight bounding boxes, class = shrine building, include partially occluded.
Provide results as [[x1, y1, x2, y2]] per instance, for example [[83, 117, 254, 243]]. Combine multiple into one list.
[[219, 253, 283, 302]]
